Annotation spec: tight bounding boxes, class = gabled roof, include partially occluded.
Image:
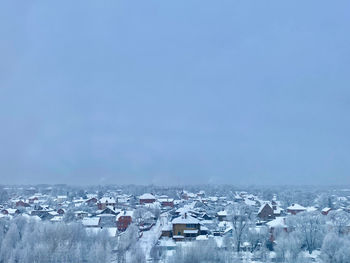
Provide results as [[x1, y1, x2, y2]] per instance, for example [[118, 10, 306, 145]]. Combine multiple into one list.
[[258, 203, 272, 214], [139, 193, 156, 200], [172, 215, 200, 225]]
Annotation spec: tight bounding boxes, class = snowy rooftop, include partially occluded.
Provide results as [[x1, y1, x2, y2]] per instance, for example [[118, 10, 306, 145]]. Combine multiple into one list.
[[82, 217, 100, 227], [322, 207, 332, 212], [172, 215, 200, 225], [176, 207, 190, 214], [274, 207, 283, 214], [266, 217, 287, 228], [287, 203, 306, 210], [258, 202, 271, 214], [4, 208, 18, 214], [99, 197, 116, 203], [116, 210, 133, 220], [217, 210, 227, 216], [139, 193, 156, 200], [158, 198, 174, 202]]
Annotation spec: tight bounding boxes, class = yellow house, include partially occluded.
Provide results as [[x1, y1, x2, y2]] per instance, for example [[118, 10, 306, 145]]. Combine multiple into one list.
[[172, 213, 200, 240]]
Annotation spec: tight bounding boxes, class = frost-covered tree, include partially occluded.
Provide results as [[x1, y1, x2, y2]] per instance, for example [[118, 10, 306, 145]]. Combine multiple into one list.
[[245, 226, 269, 253], [168, 239, 231, 263], [63, 208, 76, 223], [227, 203, 255, 252], [150, 244, 163, 263], [321, 233, 350, 263], [316, 193, 335, 209], [0, 224, 20, 262], [287, 211, 325, 254], [129, 243, 146, 263], [327, 210, 350, 236], [0, 189, 9, 204], [0, 217, 114, 263], [133, 207, 147, 224], [274, 232, 302, 263]]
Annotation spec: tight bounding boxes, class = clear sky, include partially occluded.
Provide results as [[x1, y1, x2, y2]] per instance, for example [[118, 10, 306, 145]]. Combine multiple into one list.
[[1, 0, 349, 185]]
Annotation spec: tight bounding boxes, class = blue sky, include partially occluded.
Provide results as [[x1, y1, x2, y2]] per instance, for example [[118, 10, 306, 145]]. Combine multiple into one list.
[[1, 0, 350, 185]]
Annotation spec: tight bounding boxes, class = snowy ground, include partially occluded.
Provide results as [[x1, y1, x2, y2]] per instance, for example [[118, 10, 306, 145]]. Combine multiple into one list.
[[138, 214, 168, 261]]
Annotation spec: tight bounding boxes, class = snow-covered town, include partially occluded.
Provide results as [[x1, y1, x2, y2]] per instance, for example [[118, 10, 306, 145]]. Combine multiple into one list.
[[2, 0, 350, 262], [0, 185, 349, 262]]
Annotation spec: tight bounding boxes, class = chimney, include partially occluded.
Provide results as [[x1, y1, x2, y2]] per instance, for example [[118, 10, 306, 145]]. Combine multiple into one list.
[[184, 213, 187, 219]]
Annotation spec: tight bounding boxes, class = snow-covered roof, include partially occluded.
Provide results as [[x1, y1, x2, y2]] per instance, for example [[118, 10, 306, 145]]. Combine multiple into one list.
[[322, 207, 332, 212], [82, 217, 100, 227], [266, 217, 287, 228], [274, 207, 283, 214], [158, 198, 174, 202], [4, 208, 18, 214], [287, 203, 306, 211], [139, 193, 156, 200], [200, 225, 209, 231], [258, 203, 272, 214], [172, 215, 200, 225], [48, 211, 59, 216], [99, 197, 116, 203], [217, 210, 227, 216], [176, 207, 190, 214], [116, 211, 133, 220]]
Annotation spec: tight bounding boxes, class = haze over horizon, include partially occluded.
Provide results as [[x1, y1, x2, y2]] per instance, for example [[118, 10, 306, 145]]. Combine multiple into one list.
[[1, 0, 350, 186]]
